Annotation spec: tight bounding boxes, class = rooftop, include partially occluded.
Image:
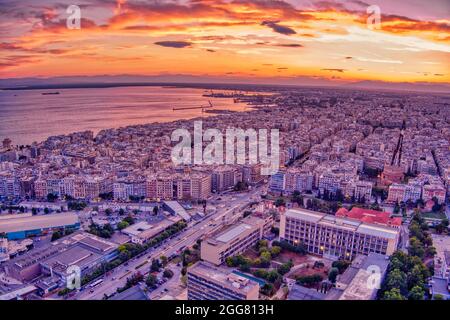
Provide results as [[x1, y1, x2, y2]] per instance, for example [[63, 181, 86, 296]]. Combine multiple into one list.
[[287, 284, 326, 300], [0, 212, 79, 234], [188, 261, 260, 294], [336, 207, 401, 227], [285, 209, 399, 239], [215, 223, 252, 243]]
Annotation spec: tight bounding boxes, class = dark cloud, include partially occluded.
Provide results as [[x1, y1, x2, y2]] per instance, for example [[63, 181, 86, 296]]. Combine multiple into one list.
[[154, 41, 192, 48], [322, 68, 346, 73], [345, 56, 353, 59], [206, 49, 216, 52], [275, 43, 303, 47], [261, 21, 296, 35]]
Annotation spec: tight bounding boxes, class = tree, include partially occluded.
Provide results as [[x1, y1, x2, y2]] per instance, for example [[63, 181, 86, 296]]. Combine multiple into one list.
[[277, 260, 293, 275], [160, 255, 168, 267], [163, 269, 174, 279], [385, 269, 408, 294], [51, 231, 62, 242], [105, 208, 113, 216], [383, 288, 406, 300], [118, 208, 125, 216], [296, 274, 323, 286], [47, 193, 58, 202], [123, 215, 135, 225], [150, 259, 161, 272], [260, 251, 272, 267], [408, 237, 425, 259], [153, 206, 159, 216], [408, 286, 424, 300], [332, 260, 350, 273], [328, 267, 339, 283], [117, 221, 129, 230], [274, 197, 285, 207], [270, 246, 282, 258], [146, 274, 157, 288], [260, 283, 274, 296]]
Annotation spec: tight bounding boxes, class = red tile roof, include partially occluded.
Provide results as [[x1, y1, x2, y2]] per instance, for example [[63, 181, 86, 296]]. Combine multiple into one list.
[[336, 207, 401, 227]]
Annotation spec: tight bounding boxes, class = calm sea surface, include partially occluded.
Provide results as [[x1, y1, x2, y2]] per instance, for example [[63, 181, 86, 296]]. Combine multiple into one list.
[[0, 86, 250, 145]]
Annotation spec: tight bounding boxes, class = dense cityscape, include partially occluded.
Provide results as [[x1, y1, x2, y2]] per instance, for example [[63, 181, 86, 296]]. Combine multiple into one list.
[[1, 87, 449, 301]]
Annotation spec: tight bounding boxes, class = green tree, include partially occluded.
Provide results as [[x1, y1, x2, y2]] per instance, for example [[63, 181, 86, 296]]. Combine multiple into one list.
[[408, 237, 425, 259], [408, 286, 424, 300], [328, 267, 339, 283], [260, 251, 272, 267], [51, 231, 62, 242], [146, 274, 157, 288], [117, 221, 129, 230], [331, 260, 351, 273], [274, 197, 285, 207], [163, 269, 174, 279], [270, 246, 282, 257], [150, 259, 161, 272], [160, 255, 168, 267], [384, 288, 406, 300], [385, 269, 408, 294]]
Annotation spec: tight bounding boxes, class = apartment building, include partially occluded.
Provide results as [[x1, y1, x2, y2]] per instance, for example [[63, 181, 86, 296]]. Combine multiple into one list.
[[201, 214, 273, 265], [280, 209, 400, 260], [190, 173, 212, 200], [187, 261, 260, 300], [387, 183, 422, 203], [211, 166, 241, 193], [423, 184, 446, 204]]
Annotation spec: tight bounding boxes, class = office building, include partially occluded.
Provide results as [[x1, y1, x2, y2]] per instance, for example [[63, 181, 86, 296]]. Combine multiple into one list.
[[187, 261, 260, 300], [201, 214, 273, 265], [280, 209, 400, 259]]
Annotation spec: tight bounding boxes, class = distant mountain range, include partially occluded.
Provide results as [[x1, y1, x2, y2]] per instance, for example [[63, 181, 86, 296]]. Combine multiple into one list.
[[1, 74, 449, 93]]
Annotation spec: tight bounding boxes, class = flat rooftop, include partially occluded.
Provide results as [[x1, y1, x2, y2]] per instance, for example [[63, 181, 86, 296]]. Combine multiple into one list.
[[188, 261, 260, 295], [122, 218, 178, 240], [121, 221, 152, 236], [0, 212, 79, 234], [215, 223, 252, 243], [41, 244, 100, 274], [285, 209, 399, 239], [337, 253, 389, 300], [287, 284, 326, 300]]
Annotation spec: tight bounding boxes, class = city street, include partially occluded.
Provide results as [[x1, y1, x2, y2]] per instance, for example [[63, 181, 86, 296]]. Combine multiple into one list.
[[71, 188, 262, 300]]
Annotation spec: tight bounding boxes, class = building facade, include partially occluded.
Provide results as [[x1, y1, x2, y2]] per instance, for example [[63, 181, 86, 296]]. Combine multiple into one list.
[[280, 209, 400, 260]]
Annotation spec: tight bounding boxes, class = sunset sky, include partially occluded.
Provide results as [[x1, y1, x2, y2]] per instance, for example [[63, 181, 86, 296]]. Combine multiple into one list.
[[1, 0, 449, 84]]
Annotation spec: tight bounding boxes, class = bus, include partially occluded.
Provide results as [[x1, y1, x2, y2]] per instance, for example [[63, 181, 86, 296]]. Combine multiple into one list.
[[89, 279, 104, 288]]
